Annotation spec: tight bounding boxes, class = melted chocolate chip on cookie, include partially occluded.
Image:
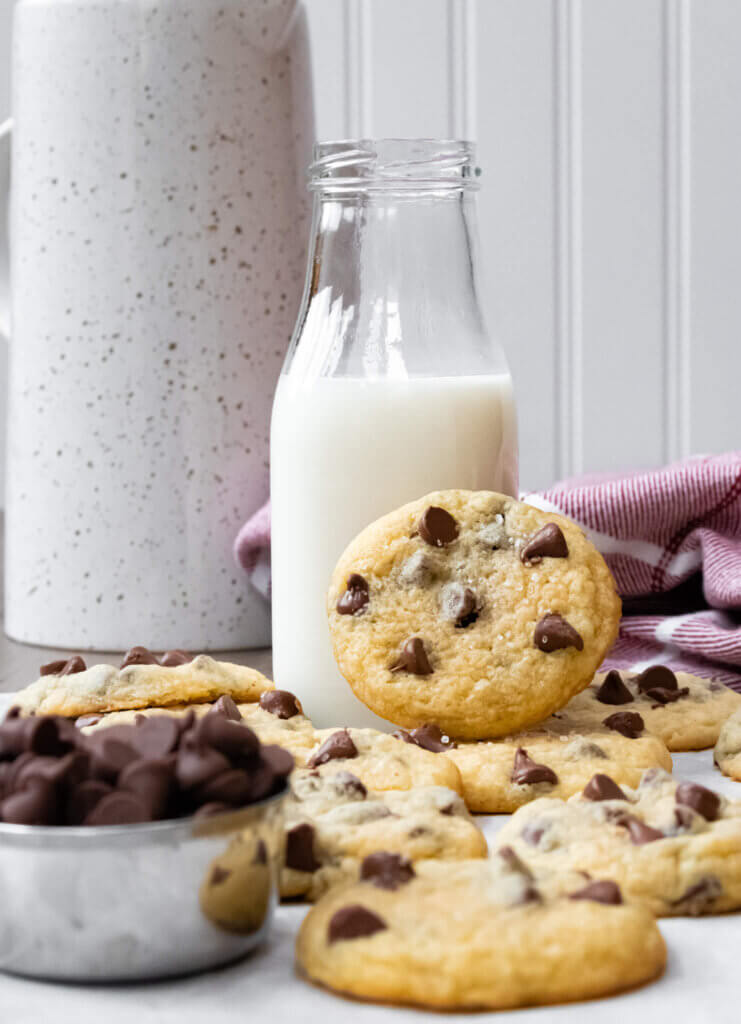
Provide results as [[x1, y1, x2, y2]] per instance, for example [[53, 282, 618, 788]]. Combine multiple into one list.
[[390, 638, 433, 676], [583, 774, 628, 802], [511, 748, 558, 786], [285, 823, 321, 873], [40, 656, 87, 677], [393, 723, 456, 753], [602, 711, 644, 739], [307, 729, 358, 768], [569, 880, 623, 905], [617, 814, 664, 845], [533, 614, 584, 653], [360, 852, 415, 890], [595, 670, 634, 705], [328, 905, 388, 944], [670, 876, 722, 915], [634, 665, 678, 693], [336, 574, 370, 616], [260, 689, 301, 719], [418, 506, 459, 547], [675, 782, 721, 822], [521, 523, 569, 564]]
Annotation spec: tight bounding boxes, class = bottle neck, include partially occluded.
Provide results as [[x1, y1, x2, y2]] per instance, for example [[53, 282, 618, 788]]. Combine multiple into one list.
[[289, 189, 492, 380]]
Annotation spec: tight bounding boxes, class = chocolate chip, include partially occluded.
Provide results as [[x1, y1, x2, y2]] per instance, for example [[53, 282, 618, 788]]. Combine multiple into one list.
[[511, 748, 559, 786], [0, 716, 69, 759], [676, 782, 721, 822], [15, 750, 90, 789], [645, 686, 690, 706], [328, 905, 387, 943], [195, 715, 259, 759], [670, 876, 722, 915], [330, 771, 367, 798], [1, 777, 57, 825], [583, 774, 628, 802], [130, 716, 180, 759], [84, 791, 152, 826], [120, 646, 160, 669], [521, 824, 545, 846], [498, 846, 534, 877], [259, 690, 301, 719], [118, 758, 173, 818], [307, 729, 358, 768], [197, 769, 252, 806], [40, 656, 86, 677], [389, 638, 433, 675], [602, 711, 644, 738], [285, 822, 321, 872], [260, 744, 294, 778], [533, 614, 584, 653], [440, 583, 478, 627], [159, 650, 192, 667], [210, 866, 231, 885], [360, 852, 415, 890], [76, 715, 102, 730], [511, 748, 559, 787], [336, 573, 370, 616], [66, 780, 114, 825], [418, 506, 459, 547], [595, 670, 634, 706], [570, 880, 622, 905], [618, 815, 664, 845], [210, 695, 243, 721], [521, 523, 568, 564], [635, 665, 678, 694], [393, 723, 455, 753], [176, 741, 231, 789]]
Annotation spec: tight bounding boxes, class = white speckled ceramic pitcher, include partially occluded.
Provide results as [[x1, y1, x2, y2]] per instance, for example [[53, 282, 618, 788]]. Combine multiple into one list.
[[1, 0, 313, 650]]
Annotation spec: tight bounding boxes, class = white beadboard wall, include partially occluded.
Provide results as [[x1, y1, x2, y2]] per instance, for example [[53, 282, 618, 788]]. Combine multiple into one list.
[[0, 0, 740, 493], [307, 0, 741, 490]]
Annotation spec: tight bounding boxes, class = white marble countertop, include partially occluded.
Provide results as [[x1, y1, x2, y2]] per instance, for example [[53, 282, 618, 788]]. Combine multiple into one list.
[[1, 636, 740, 1022]]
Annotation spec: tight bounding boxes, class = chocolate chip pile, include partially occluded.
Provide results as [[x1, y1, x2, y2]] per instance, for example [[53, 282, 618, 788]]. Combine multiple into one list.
[[0, 695, 293, 827]]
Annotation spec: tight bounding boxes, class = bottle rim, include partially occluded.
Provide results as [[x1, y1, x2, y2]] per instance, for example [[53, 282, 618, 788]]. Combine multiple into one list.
[[308, 138, 480, 193]]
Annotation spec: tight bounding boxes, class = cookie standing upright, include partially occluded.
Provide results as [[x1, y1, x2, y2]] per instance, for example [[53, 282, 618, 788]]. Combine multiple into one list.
[[296, 852, 666, 1010], [328, 490, 621, 739]]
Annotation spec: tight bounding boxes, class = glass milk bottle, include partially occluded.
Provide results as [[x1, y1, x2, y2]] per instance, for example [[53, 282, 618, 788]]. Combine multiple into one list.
[[271, 140, 518, 727]]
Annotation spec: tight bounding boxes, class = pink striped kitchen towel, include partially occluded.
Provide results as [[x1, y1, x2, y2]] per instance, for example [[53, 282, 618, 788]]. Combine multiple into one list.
[[235, 451, 741, 688], [524, 451, 741, 689]]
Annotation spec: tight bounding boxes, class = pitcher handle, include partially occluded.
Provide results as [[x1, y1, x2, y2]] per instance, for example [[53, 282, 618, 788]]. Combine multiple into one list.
[[0, 118, 11, 342]]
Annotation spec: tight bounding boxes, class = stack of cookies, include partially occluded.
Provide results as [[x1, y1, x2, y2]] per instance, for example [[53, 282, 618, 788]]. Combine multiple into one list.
[[8, 489, 741, 1011]]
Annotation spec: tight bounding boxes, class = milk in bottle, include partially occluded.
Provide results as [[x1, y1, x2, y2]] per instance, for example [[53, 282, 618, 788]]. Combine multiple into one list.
[[271, 141, 518, 727]]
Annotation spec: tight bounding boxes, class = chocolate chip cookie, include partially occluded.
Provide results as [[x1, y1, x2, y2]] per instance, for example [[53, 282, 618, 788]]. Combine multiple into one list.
[[714, 708, 741, 780], [496, 768, 741, 916], [15, 651, 274, 718], [305, 727, 463, 794], [328, 491, 621, 739], [560, 666, 741, 751], [295, 851, 666, 1009], [441, 712, 672, 812], [281, 771, 486, 901], [82, 691, 318, 768]]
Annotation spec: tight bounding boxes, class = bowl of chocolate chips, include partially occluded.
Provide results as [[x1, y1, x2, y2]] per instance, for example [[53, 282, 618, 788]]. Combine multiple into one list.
[[0, 696, 292, 982]]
